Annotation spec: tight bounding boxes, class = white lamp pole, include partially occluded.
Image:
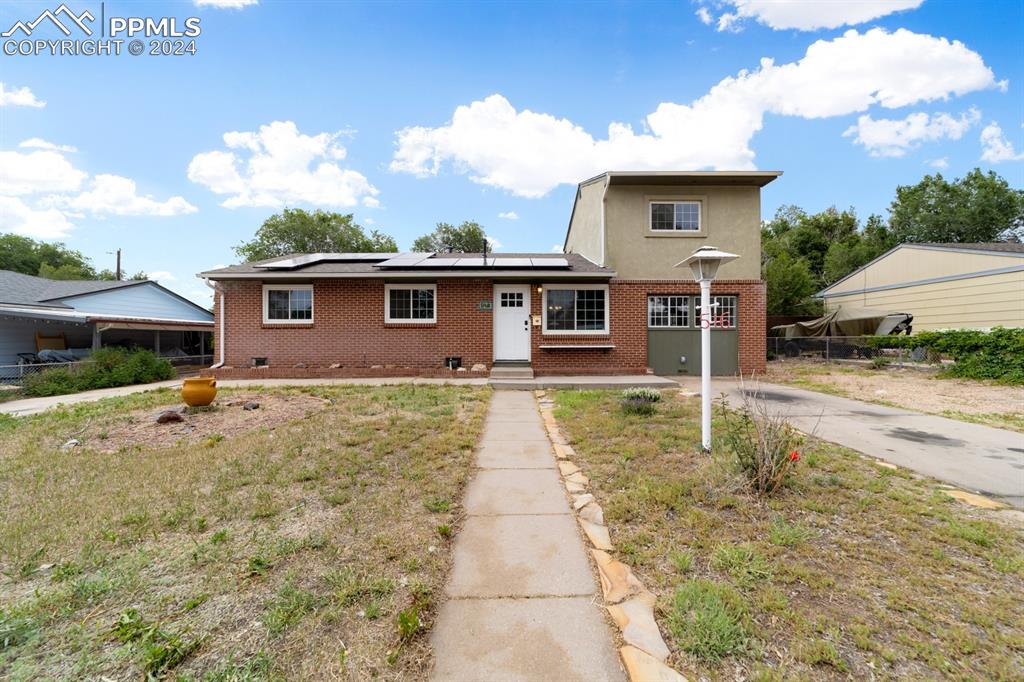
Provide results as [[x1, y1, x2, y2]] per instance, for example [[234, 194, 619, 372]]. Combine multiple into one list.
[[677, 246, 739, 453]]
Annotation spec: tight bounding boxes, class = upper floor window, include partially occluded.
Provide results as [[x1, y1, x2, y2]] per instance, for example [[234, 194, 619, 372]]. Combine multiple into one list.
[[650, 201, 701, 231], [543, 284, 608, 334], [263, 285, 313, 324], [385, 284, 436, 323]]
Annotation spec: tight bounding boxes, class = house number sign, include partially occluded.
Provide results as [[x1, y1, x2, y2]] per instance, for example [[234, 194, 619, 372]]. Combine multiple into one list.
[[479, 300, 493, 311]]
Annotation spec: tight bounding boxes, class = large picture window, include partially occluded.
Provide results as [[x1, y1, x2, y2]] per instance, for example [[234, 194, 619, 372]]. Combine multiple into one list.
[[385, 284, 436, 323], [543, 285, 608, 334], [648, 295, 689, 328], [263, 285, 313, 324], [650, 201, 701, 231]]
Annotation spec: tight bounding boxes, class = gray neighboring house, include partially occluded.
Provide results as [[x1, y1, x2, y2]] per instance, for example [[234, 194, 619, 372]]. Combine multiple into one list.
[[0, 269, 214, 372]]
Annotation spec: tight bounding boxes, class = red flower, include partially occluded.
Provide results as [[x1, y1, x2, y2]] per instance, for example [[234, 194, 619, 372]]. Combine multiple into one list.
[[789, 450, 800, 462]]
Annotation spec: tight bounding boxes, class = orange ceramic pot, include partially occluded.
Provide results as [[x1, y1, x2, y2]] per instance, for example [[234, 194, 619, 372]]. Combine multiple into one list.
[[181, 376, 217, 407]]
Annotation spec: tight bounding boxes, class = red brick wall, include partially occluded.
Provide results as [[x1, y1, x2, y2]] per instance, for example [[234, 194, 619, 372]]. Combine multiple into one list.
[[530, 280, 766, 376], [214, 279, 492, 369], [213, 278, 766, 376]]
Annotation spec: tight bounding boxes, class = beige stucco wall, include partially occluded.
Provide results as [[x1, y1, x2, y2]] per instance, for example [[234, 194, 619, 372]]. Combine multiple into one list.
[[564, 180, 604, 265], [824, 269, 1024, 331], [826, 246, 1022, 295], [601, 184, 761, 280]]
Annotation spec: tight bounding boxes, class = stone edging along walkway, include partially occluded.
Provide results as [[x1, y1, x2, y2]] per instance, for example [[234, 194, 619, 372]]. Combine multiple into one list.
[[535, 390, 690, 682]]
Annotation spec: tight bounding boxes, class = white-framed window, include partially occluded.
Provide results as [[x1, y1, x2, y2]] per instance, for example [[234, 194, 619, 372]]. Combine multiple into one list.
[[697, 295, 737, 328], [262, 284, 313, 324], [385, 283, 436, 323], [650, 200, 701, 231], [648, 295, 689, 328], [542, 284, 609, 334]]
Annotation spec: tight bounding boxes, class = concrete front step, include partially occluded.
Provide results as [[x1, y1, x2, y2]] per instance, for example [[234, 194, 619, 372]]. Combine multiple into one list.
[[490, 366, 535, 379]]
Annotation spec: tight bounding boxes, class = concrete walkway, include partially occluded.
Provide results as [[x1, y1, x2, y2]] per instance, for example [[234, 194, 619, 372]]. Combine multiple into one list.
[[675, 377, 1024, 509], [429, 390, 624, 681]]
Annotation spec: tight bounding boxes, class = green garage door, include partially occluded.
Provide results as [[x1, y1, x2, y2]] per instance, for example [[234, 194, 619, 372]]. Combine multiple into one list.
[[646, 295, 739, 376]]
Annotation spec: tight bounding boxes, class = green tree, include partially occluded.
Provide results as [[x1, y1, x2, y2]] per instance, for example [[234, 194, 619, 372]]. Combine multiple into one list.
[[821, 214, 895, 284], [0, 234, 98, 279], [234, 208, 398, 262], [412, 221, 488, 252], [889, 169, 1024, 244], [764, 252, 820, 315]]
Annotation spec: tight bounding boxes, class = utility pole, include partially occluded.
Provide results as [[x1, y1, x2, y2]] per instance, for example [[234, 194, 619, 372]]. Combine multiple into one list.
[[115, 248, 122, 281]]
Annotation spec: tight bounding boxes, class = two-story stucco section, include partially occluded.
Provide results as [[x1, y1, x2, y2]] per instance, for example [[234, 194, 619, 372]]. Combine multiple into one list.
[[564, 171, 781, 375]]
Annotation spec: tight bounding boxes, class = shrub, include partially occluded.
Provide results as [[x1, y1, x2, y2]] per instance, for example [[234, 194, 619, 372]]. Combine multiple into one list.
[[620, 387, 661, 415], [718, 388, 804, 496], [869, 356, 891, 370], [665, 580, 747, 661], [869, 327, 1024, 384], [21, 348, 174, 397]]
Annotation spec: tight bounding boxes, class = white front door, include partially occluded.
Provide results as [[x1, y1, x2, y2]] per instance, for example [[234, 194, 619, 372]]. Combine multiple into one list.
[[493, 284, 531, 361]]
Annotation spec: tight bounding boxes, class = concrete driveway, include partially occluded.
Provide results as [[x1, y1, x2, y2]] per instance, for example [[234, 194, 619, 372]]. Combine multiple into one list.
[[678, 378, 1024, 509]]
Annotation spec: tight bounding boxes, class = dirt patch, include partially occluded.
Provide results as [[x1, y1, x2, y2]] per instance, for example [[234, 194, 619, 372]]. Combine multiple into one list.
[[767, 361, 1024, 419], [81, 393, 330, 451]]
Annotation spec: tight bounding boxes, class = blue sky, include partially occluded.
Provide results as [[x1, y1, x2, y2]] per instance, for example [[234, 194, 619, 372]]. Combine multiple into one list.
[[1, 0, 1022, 306]]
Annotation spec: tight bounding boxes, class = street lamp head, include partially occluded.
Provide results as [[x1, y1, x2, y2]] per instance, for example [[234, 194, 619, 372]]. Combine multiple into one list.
[[676, 245, 740, 282]]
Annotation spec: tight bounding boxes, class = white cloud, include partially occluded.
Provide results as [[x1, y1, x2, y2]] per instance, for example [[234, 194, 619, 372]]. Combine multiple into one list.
[[843, 109, 980, 157], [0, 146, 197, 238], [0, 150, 87, 195], [392, 29, 1001, 197], [193, 0, 257, 8], [498, 211, 519, 220], [147, 271, 176, 282], [62, 175, 197, 216], [551, 244, 563, 253], [928, 157, 950, 169], [0, 196, 74, 238], [19, 138, 77, 153], [485, 235, 502, 250], [364, 217, 376, 225], [0, 82, 45, 108], [188, 120, 380, 209], [979, 122, 1024, 163], [707, 0, 923, 32], [696, 7, 713, 25]]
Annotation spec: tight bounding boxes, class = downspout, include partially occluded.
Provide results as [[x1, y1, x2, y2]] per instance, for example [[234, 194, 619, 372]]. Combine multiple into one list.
[[203, 278, 225, 368], [599, 173, 610, 266]]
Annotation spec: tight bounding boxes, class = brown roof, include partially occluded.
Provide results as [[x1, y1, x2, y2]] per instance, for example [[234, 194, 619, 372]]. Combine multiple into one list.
[[916, 242, 1024, 254]]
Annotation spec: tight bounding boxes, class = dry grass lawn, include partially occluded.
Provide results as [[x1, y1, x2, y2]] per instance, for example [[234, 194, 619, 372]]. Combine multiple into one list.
[[0, 383, 489, 680], [764, 360, 1024, 432], [553, 389, 1024, 681]]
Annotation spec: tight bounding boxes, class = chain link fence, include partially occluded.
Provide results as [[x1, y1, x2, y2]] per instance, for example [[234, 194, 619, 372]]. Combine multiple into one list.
[[0, 354, 214, 389], [767, 336, 934, 365]]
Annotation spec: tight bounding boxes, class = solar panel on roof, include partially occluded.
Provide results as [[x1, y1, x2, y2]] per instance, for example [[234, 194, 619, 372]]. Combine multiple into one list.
[[454, 257, 495, 267], [253, 253, 391, 269], [529, 258, 569, 267], [490, 258, 534, 267], [376, 253, 434, 267]]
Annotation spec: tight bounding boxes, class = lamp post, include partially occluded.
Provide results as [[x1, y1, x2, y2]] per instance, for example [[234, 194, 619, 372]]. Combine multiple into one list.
[[677, 246, 739, 453]]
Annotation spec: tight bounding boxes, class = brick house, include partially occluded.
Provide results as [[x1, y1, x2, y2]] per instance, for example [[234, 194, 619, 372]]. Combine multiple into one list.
[[200, 171, 779, 378]]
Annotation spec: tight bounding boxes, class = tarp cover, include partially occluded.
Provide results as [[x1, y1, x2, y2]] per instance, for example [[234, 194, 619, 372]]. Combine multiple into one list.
[[770, 307, 913, 338]]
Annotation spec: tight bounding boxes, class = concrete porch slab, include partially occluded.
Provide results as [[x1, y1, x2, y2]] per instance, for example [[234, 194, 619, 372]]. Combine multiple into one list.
[[477, 441, 556, 470], [491, 375, 677, 390], [463, 469, 568, 515], [446, 514, 595, 598], [429, 597, 626, 681]]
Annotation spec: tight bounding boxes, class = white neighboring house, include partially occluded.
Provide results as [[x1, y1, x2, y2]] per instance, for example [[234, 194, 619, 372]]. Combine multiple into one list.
[[818, 242, 1024, 332], [0, 269, 213, 373]]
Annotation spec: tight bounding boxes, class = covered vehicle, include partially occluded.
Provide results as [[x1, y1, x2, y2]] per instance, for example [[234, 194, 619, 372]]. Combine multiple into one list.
[[771, 306, 913, 339]]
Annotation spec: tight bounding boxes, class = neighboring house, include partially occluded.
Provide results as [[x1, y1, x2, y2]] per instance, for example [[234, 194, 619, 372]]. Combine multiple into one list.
[[200, 170, 779, 378], [0, 270, 214, 369], [818, 243, 1024, 332]]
